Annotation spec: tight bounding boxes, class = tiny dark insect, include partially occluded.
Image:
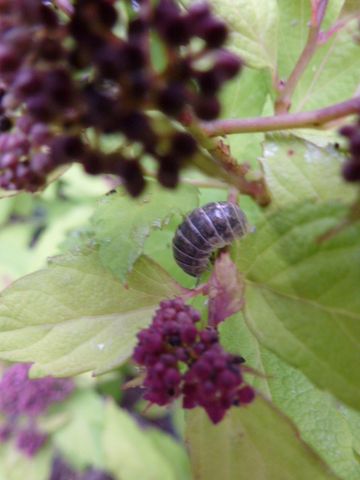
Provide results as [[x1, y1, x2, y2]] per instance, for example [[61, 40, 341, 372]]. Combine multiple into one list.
[[172, 201, 248, 277]]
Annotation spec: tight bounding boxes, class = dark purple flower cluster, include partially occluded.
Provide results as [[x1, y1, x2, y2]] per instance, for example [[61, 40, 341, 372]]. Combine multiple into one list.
[[0, 363, 74, 457], [0, 112, 55, 191], [0, 363, 74, 416], [50, 456, 79, 480], [152, 0, 242, 120], [80, 469, 115, 480], [50, 456, 115, 480], [340, 119, 360, 182], [0, 1, 74, 191], [0, 0, 242, 196], [133, 298, 254, 424], [16, 427, 48, 457]]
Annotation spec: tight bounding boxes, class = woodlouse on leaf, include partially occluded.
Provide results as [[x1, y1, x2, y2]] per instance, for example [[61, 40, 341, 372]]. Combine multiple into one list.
[[172, 201, 248, 277]]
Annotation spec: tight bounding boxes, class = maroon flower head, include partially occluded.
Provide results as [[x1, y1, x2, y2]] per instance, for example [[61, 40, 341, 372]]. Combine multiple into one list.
[[133, 298, 254, 424], [0, 0, 242, 194]]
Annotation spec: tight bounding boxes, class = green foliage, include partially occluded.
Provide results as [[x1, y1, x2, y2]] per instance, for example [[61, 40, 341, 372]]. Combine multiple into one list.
[[261, 349, 360, 480], [104, 402, 191, 480], [0, 166, 108, 287], [220, 68, 270, 164], [235, 202, 360, 411], [261, 134, 357, 208], [277, 0, 360, 110], [52, 389, 106, 469], [186, 397, 338, 480], [220, 316, 360, 480], [206, 0, 279, 71], [91, 182, 199, 282], [0, 251, 184, 377], [0, 445, 52, 480], [51, 389, 191, 480]]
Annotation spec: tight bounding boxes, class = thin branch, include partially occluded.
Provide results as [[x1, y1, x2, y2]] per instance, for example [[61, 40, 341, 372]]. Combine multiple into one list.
[[312, 0, 329, 27], [275, 0, 329, 113], [186, 122, 271, 206], [201, 96, 360, 137], [318, 11, 360, 44]]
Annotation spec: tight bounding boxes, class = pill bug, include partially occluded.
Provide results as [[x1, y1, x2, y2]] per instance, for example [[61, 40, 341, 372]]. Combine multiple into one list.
[[172, 201, 248, 277]]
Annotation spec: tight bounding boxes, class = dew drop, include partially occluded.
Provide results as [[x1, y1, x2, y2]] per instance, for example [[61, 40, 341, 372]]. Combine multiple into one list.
[[265, 142, 278, 157]]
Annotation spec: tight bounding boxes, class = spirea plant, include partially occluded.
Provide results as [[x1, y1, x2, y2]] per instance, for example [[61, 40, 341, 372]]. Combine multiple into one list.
[[0, 1, 359, 479]]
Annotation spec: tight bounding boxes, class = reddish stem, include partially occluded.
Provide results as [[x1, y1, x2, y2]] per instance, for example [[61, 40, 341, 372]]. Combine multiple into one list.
[[201, 96, 360, 136], [275, 0, 329, 113]]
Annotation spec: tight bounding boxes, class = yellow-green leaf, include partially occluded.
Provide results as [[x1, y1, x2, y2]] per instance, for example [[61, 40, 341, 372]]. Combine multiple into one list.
[[0, 250, 184, 377], [104, 402, 191, 480], [186, 397, 338, 480], [236, 202, 360, 411], [261, 134, 357, 208], [206, 0, 279, 71], [91, 182, 199, 282]]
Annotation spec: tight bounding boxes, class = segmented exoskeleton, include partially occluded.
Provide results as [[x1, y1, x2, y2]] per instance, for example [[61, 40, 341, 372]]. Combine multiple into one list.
[[172, 201, 248, 277]]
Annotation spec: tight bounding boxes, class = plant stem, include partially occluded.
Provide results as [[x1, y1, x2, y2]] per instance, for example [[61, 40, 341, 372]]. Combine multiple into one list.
[[187, 121, 271, 206], [275, 0, 329, 113], [201, 96, 360, 137], [318, 10, 360, 44]]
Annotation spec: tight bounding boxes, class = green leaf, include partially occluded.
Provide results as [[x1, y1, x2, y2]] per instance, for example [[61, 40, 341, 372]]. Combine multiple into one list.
[[143, 214, 197, 289], [0, 197, 15, 225], [261, 349, 360, 480], [0, 223, 35, 287], [277, 1, 360, 110], [220, 68, 270, 120], [220, 315, 360, 480], [338, 405, 360, 459], [0, 165, 109, 287], [59, 164, 110, 199], [146, 429, 192, 480], [220, 68, 270, 164], [235, 202, 360, 411], [103, 401, 191, 480], [53, 389, 106, 470], [0, 444, 52, 480], [277, 0, 342, 80], [186, 397, 338, 480], [91, 182, 199, 282], [206, 0, 279, 71], [0, 250, 184, 377], [55, 391, 191, 480], [261, 134, 357, 208]]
